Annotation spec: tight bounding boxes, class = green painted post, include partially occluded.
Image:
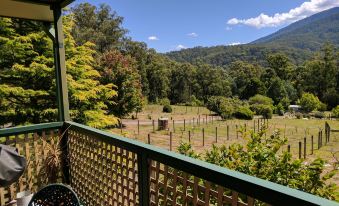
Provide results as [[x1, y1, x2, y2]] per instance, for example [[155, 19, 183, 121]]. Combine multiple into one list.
[[53, 5, 70, 121], [137, 152, 150, 206]]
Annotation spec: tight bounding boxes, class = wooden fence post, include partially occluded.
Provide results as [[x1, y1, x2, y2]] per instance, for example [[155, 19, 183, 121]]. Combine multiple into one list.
[[148, 133, 151, 144], [193, 118, 195, 127], [173, 120, 175, 133], [311, 135, 314, 155], [138, 120, 140, 135], [253, 120, 256, 133], [236, 125, 238, 139], [202, 128, 205, 146], [120, 120, 123, 134], [170, 132, 172, 151], [227, 125, 229, 140], [318, 131, 321, 149], [189, 131, 191, 143], [215, 127, 218, 143], [287, 145, 291, 153], [152, 120, 155, 132], [184, 119, 186, 131], [299, 141, 302, 159], [304, 137, 306, 159]]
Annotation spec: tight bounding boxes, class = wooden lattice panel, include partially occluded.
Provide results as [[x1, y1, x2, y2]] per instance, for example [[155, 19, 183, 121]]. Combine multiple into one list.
[[68, 129, 139, 206], [0, 129, 59, 206], [149, 160, 256, 206]]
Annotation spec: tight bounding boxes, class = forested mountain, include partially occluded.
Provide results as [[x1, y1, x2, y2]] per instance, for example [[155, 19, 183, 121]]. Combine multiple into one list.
[[166, 7, 339, 67]]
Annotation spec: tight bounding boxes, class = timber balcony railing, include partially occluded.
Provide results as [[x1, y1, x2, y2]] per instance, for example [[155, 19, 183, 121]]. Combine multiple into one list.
[[0, 122, 338, 206]]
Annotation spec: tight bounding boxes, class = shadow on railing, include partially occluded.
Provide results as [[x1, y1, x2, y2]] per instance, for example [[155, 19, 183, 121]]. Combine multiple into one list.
[[1, 122, 338, 206]]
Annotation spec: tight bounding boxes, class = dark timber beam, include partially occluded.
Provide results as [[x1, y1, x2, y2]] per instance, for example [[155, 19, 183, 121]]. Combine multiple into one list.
[[52, 4, 70, 121]]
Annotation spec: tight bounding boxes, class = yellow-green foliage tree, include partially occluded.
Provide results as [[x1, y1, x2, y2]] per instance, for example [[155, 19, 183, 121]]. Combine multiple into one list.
[[0, 16, 118, 128]]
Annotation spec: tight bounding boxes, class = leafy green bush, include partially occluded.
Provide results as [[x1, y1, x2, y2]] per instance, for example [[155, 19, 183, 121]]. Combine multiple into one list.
[[279, 97, 291, 110], [261, 105, 273, 119], [158, 98, 171, 106], [206, 96, 245, 119], [250, 104, 273, 118], [178, 130, 337, 200], [206, 96, 225, 115], [249, 94, 273, 106], [296, 112, 303, 119], [314, 111, 325, 119], [318, 102, 327, 112], [234, 106, 254, 120], [299, 93, 321, 113], [331, 105, 339, 118], [162, 105, 172, 113], [274, 103, 285, 116]]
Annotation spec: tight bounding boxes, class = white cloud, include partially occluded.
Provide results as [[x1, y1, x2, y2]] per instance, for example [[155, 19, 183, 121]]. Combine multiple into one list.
[[148, 36, 159, 41], [227, 0, 339, 28], [228, 42, 242, 46], [187, 32, 198, 37], [176, 44, 187, 50], [225, 26, 232, 31]]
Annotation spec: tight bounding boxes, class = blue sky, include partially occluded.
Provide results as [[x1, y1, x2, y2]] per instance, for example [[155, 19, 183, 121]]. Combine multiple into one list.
[[71, 0, 339, 53]]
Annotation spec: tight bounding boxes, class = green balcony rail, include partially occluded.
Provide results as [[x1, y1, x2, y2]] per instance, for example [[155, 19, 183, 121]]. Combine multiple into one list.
[[1, 121, 338, 206], [65, 121, 339, 206]]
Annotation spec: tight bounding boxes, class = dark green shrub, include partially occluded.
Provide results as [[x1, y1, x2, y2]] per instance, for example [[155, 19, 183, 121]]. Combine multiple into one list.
[[261, 106, 273, 119], [303, 113, 311, 119], [274, 103, 284, 116], [250, 104, 273, 118], [314, 111, 325, 119], [162, 105, 172, 113], [296, 112, 303, 119], [158, 98, 170, 106], [331, 105, 339, 118], [234, 106, 254, 120], [318, 102, 327, 112], [249, 94, 273, 106]]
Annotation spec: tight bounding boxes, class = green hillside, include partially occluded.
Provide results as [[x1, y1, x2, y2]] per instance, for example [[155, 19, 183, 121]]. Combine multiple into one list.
[[166, 7, 339, 67]]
